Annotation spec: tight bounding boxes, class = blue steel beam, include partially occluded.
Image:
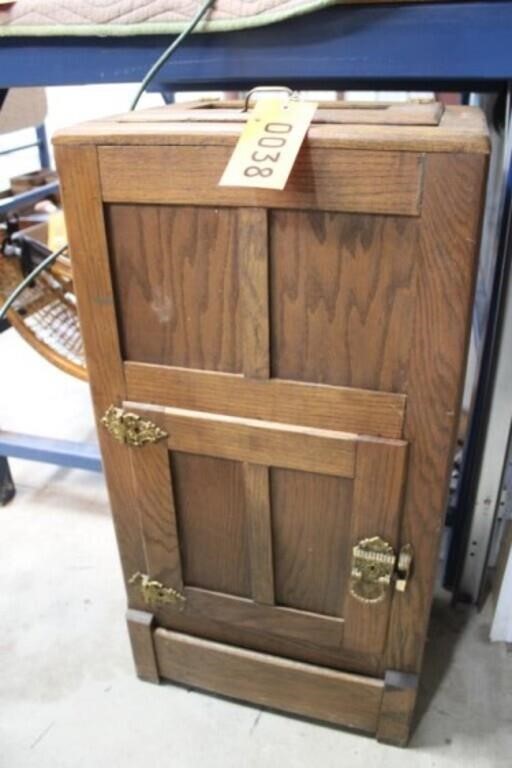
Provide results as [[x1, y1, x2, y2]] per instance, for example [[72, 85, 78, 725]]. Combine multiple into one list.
[[0, 3, 511, 90], [0, 433, 102, 472], [0, 141, 41, 157], [0, 180, 59, 216], [36, 124, 51, 169]]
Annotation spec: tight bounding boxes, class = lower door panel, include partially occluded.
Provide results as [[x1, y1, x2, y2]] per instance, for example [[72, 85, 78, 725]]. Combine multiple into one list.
[[121, 402, 408, 676]]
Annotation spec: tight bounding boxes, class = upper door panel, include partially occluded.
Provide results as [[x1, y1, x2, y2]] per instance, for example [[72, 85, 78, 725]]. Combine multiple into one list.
[[106, 203, 419, 397]]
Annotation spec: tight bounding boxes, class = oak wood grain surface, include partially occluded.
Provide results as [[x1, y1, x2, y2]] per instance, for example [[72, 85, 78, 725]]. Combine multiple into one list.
[[376, 670, 418, 746], [100, 146, 425, 216], [54, 106, 489, 155], [271, 469, 353, 617], [270, 211, 419, 391], [122, 399, 404, 667], [123, 400, 405, 662], [118, 101, 444, 127], [125, 403, 358, 478], [177, 586, 344, 649], [129, 436, 183, 593], [171, 453, 251, 598], [239, 208, 270, 379], [54, 102, 489, 745], [55, 144, 147, 598], [154, 629, 384, 733], [383, 154, 488, 684], [108, 205, 242, 372], [126, 609, 160, 684], [240, 206, 275, 607], [154, 590, 382, 676], [244, 463, 275, 605], [343, 440, 408, 656], [124, 363, 406, 439]]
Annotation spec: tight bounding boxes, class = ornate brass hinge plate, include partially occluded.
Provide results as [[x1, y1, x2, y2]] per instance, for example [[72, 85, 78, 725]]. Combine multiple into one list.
[[101, 405, 168, 447], [350, 537, 413, 604], [129, 572, 186, 609]]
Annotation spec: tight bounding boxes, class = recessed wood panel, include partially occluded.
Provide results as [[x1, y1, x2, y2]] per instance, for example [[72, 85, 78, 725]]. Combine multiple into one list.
[[271, 468, 353, 617], [106, 204, 242, 372], [243, 464, 274, 605], [270, 211, 418, 392], [171, 453, 250, 597]]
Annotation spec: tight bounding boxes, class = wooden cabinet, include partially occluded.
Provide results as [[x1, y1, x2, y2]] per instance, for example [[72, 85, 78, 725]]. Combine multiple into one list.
[[54, 100, 489, 745]]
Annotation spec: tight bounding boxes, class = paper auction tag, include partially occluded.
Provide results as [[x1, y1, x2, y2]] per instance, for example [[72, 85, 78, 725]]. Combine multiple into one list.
[[219, 98, 317, 190], [47, 210, 67, 252]]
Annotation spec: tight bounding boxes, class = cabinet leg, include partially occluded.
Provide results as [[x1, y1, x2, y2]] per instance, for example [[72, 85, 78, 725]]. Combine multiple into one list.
[[126, 609, 160, 684], [0, 456, 15, 506], [376, 670, 418, 747]]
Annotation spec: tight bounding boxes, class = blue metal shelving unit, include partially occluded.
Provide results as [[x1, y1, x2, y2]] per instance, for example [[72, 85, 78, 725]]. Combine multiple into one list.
[[0, 0, 511, 601]]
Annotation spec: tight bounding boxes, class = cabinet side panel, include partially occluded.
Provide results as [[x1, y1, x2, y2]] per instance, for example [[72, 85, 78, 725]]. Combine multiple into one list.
[[384, 153, 488, 675], [55, 145, 147, 591]]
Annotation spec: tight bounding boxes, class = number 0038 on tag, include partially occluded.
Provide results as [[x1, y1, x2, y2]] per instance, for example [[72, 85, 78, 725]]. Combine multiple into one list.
[[219, 98, 318, 190]]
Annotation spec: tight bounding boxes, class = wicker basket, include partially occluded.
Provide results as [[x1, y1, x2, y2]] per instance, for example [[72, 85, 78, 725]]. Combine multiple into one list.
[[0, 224, 87, 381]]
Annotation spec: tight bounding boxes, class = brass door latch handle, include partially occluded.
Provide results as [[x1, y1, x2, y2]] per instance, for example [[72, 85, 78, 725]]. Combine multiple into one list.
[[350, 537, 413, 604], [395, 543, 413, 592]]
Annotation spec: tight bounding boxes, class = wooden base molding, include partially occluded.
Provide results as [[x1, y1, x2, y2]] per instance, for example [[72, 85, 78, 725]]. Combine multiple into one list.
[[126, 609, 160, 684], [376, 670, 418, 746], [153, 627, 384, 735], [129, 623, 418, 745]]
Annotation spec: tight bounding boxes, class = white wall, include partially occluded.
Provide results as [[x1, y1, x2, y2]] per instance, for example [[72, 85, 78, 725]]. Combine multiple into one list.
[[0, 85, 224, 190]]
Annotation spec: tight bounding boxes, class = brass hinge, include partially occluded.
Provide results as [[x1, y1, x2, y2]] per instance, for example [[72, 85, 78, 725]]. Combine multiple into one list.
[[101, 405, 168, 447], [129, 572, 186, 609], [350, 537, 413, 604]]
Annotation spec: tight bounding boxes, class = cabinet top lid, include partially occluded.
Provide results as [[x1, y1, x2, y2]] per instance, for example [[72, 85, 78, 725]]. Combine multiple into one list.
[[53, 99, 489, 154]]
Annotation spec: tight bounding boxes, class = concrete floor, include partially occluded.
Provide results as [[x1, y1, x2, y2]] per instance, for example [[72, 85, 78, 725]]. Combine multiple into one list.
[[1, 329, 511, 768]]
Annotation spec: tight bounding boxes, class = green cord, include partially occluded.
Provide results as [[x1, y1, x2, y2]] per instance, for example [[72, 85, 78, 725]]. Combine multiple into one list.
[[130, 0, 216, 111], [0, 245, 68, 323]]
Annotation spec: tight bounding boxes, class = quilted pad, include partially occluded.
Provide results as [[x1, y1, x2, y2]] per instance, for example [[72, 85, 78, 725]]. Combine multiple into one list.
[[0, 0, 430, 36]]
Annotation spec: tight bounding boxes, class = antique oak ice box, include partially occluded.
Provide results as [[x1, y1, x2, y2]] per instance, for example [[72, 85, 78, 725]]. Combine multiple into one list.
[[54, 99, 488, 745]]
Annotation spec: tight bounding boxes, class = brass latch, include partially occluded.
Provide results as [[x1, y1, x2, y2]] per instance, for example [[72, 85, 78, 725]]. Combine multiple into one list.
[[395, 543, 413, 593], [129, 572, 186, 609], [101, 405, 168, 447], [350, 537, 413, 604]]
